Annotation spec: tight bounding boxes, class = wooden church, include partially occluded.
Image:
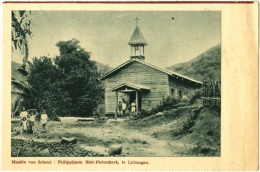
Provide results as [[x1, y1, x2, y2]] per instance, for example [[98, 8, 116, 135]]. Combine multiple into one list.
[[99, 20, 202, 114]]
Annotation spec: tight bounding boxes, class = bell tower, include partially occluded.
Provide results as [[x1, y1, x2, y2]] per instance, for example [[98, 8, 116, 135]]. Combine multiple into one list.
[[128, 17, 147, 61]]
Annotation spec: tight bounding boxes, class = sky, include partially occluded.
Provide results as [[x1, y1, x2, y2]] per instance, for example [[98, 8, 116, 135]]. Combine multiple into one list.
[[12, 11, 221, 68]]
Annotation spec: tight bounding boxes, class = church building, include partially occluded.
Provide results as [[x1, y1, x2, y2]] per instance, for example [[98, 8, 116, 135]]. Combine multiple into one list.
[[99, 20, 202, 115]]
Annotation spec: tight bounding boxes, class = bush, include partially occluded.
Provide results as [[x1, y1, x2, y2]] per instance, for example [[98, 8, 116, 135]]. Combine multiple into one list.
[[135, 96, 186, 119], [95, 104, 105, 117], [151, 96, 186, 114], [189, 90, 202, 104], [135, 109, 151, 119]]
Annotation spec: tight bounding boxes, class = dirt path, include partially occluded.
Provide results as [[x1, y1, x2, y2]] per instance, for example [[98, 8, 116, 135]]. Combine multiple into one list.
[[78, 119, 191, 157], [12, 118, 193, 157]]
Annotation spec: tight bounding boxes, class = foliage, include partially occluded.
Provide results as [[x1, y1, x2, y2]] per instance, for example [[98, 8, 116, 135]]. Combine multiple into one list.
[[95, 62, 112, 75], [189, 90, 202, 104], [93, 103, 105, 118], [134, 96, 187, 119], [12, 39, 103, 117], [12, 11, 32, 69], [151, 96, 187, 113]]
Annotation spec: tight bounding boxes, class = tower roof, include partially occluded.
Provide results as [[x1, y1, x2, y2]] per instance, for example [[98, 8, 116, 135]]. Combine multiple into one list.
[[128, 26, 147, 46]]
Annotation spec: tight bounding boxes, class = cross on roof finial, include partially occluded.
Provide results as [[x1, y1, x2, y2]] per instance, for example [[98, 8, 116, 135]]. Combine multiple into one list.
[[135, 17, 140, 25]]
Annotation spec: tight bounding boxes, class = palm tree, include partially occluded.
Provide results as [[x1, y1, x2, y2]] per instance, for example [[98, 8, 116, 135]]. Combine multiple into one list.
[[11, 61, 35, 116], [12, 11, 32, 75]]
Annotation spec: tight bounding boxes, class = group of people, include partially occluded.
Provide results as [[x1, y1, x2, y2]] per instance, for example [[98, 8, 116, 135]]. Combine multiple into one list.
[[19, 107, 48, 135], [117, 99, 136, 118]]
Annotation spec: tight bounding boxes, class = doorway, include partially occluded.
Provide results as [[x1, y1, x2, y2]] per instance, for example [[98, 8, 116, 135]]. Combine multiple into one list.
[[129, 91, 141, 110]]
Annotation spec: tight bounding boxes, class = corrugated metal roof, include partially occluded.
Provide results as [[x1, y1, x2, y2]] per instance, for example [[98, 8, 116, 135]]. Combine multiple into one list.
[[128, 26, 147, 45], [112, 83, 150, 91], [99, 59, 203, 85]]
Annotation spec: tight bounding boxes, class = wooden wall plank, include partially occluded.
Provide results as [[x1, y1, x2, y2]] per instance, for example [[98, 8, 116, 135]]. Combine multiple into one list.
[[104, 61, 169, 113]]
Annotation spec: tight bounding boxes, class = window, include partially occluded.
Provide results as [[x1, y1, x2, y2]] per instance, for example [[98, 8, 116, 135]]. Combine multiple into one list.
[[171, 88, 175, 96], [178, 90, 183, 98]]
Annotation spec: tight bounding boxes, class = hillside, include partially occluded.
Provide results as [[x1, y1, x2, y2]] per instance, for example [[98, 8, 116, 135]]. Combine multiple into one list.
[[126, 105, 220, 156], [95, 61, 112, 75], [167, 44, 221, 81]]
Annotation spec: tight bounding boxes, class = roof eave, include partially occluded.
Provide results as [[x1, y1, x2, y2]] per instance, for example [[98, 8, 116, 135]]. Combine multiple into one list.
[[170, 74, 203, 85], [99, 58, 203, 85], [111, 83, 150, 91], [99, 60, 133, 80], [128, 42, 147, 46]]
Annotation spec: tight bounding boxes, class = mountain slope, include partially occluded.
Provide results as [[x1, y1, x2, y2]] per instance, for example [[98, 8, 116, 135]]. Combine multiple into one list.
[[167, 44, 221, 81], [95, 61, 112, 75]]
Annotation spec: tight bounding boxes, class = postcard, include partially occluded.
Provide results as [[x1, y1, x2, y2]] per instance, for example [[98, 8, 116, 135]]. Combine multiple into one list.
[[2, 1, 258, 171]]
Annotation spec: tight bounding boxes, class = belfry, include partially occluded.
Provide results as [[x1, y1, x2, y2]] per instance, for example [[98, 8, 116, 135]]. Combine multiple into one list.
[[128, 17, 147, 61]]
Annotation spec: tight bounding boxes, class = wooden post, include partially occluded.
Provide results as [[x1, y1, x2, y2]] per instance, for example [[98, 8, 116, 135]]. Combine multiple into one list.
[[136, 91, 138, 112], [115, 92, 118, 117], [143, 45, 144, 55]]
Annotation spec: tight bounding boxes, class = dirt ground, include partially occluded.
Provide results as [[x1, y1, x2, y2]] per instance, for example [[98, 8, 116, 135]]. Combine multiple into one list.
[[12, 118, 192, 157], [11, 106, 220, 157]]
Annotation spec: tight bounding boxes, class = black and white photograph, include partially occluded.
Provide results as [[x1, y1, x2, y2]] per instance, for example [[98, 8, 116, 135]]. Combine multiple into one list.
[[11, 11, 221, 157]]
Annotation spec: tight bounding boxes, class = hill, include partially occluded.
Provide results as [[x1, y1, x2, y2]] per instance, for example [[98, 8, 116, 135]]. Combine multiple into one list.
[[95, 61, 112, 75], [167, 44, 221, 81]]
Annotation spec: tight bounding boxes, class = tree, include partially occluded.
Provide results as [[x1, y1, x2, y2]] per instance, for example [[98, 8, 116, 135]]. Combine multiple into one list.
[[27, 56, 58, 110], [12, 57, 56, 113], [11, 11, 33, 116], [12, 10, 32, 72], [13, 39, 103, 117], [54, 39, 102, 116], [11, 74, 36, 115]]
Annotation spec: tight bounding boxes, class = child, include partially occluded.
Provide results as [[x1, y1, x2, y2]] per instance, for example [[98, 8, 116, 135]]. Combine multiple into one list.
[[19, 106, 28, 126], [21, 117, 28, 134], [29, 111, 36, 135], [40, 110, 48, 132]]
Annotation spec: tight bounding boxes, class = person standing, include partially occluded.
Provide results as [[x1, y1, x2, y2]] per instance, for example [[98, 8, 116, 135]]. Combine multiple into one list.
[[122, 99, 127, 117], [118, 101, 122, 118], [29, 111, 36, 135], [131, 101, 136, 115], [20, 107, 28, 121], [40, 110, 48, 132], [19, 107, 28, 130], [21, 117, 28, 134]]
